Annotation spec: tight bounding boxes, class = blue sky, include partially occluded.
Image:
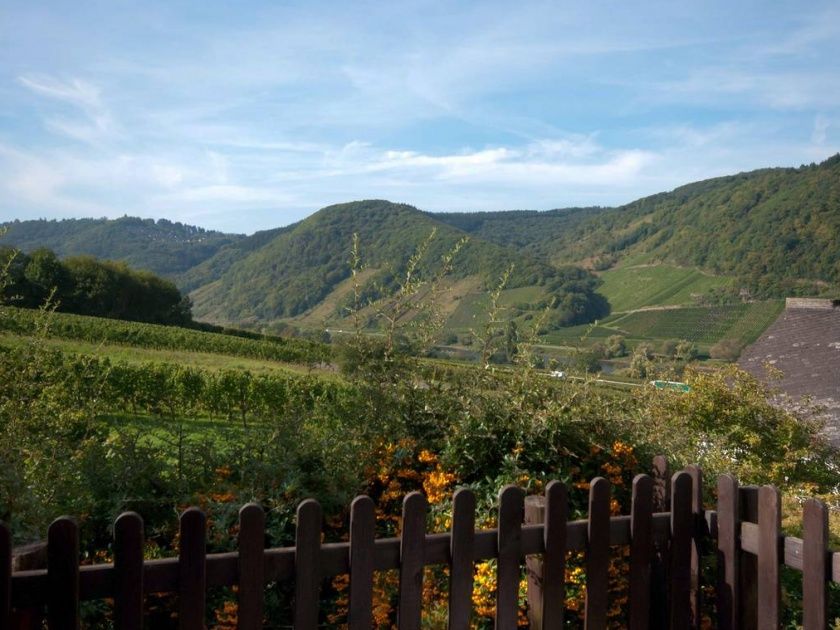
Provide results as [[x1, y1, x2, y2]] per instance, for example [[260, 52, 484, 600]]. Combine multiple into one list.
[[1, 1, 838, 233]]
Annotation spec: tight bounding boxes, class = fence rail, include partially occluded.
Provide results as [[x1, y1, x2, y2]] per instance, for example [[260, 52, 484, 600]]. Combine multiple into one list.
[[2, 464, 839, 628]]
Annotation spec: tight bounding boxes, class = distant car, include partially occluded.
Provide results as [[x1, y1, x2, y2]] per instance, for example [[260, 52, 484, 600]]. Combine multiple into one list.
[[550, 370, 566, 379]]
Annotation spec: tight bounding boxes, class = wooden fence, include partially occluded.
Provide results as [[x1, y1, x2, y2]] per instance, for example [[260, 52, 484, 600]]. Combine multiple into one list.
[[2, 460, 839, 628]]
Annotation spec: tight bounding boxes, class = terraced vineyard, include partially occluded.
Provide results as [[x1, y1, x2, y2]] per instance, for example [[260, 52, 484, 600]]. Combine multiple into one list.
[[598, 265, 734, 312], [538, 300, 784, 352], [607, 301, 783, 346]]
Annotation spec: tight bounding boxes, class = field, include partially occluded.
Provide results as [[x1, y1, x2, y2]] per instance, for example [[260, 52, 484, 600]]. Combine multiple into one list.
[[598, 265, 734, 312], [539, 300, 783, 352]]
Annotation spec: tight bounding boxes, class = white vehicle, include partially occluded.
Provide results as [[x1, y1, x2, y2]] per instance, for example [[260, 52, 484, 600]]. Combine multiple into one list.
[[549, 370, 566, 379]]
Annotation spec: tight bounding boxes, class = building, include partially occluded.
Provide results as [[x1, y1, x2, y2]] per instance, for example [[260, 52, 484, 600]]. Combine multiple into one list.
[[738, 298, 840, 445]]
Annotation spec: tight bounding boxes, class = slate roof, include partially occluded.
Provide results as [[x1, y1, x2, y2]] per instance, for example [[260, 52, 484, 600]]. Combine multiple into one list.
[[738, 304, 840, 445]]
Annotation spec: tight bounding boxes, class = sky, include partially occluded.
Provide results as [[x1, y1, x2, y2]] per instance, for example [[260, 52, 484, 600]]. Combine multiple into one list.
[[1, 1, 839, 234]]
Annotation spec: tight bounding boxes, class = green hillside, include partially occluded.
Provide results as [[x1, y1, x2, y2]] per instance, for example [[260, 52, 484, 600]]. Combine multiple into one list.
[[435, 155, 840, 298], [432, 206, 602, 260], [0, 216, 242, 277], [189, 200, 608, 327], [550, 155, 840, 295], [598, 265, 734, 311]]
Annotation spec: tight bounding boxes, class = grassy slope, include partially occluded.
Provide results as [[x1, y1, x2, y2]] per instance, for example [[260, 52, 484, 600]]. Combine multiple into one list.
[[598, 265, 734, 311]]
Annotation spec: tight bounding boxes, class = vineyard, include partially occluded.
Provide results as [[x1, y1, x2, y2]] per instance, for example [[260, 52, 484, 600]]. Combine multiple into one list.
[[598, 264, 734, 312], [0, 306, 330, 365], [608, 301, 784, 346]]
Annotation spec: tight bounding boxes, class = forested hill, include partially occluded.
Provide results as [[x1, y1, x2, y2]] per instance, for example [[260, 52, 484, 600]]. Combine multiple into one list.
[[435, 154, 840, 296], [0, 216, 243, 277], [431, 206, 603, 261], [189, 199, 607, 325]]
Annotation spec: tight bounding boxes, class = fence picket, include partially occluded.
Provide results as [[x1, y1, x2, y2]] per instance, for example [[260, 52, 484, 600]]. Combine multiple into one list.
[[650, 456, 669, 630], [398, 492, 427, 630], [178, 508, 206, 630], [114, 512, 144, 630], [738, 486, 759, 628], [716, 474, 739, 630], [802, 498, 828, 630], [1, 521, 10, 630], [542, 480, 567, 630], [348, 496, 375, 630], [48, 517, 80, 630], [629, 474, 653, 630], [685, 465, 703, 628], [448, 488, 475, 630], [237, 503, 265, 630], [669, 472, 692, 630], [585, 477, 610, 630], [757, 485, 781, 629], [496, 485, 524, 630], [294, 499, 322, 629]]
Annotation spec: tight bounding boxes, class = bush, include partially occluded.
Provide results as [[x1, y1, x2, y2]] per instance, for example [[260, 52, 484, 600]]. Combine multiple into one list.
[[710, 338, 743, 361]]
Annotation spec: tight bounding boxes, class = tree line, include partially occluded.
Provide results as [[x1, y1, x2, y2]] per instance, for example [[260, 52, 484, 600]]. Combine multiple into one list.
[[1, 246, 192, 324]]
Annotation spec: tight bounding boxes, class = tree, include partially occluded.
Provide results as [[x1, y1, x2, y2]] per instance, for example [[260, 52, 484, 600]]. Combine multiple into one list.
[[605, 335, 626, 358], [674, 340, 698, 362]]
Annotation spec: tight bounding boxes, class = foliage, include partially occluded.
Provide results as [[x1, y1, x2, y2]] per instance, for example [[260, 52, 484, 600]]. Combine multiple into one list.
[[709, 338, 744, 361], [0, 247, 192, 325], [0, 216, 241, 277], [634, 365, 839, 488]]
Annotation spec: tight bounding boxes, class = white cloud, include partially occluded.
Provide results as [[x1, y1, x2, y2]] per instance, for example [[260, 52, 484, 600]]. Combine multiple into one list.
[[812, 115, 830, 145], [18, 74, 117, 143]]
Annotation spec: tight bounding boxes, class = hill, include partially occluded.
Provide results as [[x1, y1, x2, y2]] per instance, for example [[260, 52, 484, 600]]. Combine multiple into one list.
[[437, 155, 840, 296], [188, 200, 608, 328], [0, 216, 243, 277], [431, 206, 603, 261]]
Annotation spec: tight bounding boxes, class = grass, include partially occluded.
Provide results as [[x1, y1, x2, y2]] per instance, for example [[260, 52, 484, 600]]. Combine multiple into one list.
[[598, 265, 734, 311]]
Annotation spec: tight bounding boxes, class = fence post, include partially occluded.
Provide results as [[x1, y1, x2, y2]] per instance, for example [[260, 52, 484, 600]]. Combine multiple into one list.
[[650, 456, 669, 630], [238, 503, 265, 630], [496, 485, 524, 630], [757, 486, 781, 629], [398, 492, 427, 630], [1, 522, 10, 630], [114, 512, 144, 630], [542, 481, 567, 630], [802, 498, 828, 629], [629, 475, 653, 630], [716, 474, 739, 630], [738, 486, 759, 629], [178, 508, 206, 630], [448, 488, 476, 630], [670, 472, 692, 630], [295, 499, 323, 629], [585, 477, 610, 630], [47, 517, 80, 630], [349, 496, 375, 630], [685, 465, 704, 629], [524, 495, 545, 629]]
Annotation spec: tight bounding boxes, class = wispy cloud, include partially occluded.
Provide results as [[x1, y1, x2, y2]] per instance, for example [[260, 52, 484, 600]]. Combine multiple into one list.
[[18, 74, 117, 144]]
